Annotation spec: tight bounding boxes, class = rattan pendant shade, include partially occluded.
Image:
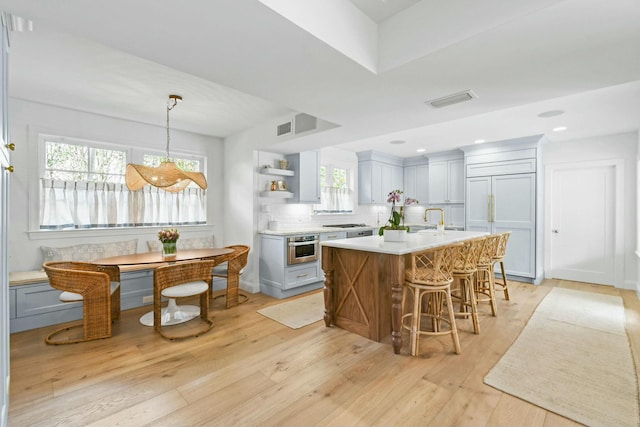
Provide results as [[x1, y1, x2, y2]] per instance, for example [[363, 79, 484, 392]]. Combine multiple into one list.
[[125, 162, 207, 193], [125, 94, 208, 193]]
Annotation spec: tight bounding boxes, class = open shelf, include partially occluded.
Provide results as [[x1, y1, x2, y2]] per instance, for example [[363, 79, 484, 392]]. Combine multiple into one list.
[[260, 167, 294, 177], [260, 191, 294, 199]]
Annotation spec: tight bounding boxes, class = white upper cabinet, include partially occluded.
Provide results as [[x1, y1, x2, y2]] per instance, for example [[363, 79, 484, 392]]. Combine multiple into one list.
[[427, 151, 464, 204], [357, 151, 404, 205], [403, 160, 428, 203]]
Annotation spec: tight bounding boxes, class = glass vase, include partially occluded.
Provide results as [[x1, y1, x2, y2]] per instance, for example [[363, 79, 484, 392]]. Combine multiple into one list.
[[162, 241, 177, 260]]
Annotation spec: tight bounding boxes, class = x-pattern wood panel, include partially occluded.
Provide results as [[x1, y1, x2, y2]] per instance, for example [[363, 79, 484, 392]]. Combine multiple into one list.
[[334, 251, 370, 327]]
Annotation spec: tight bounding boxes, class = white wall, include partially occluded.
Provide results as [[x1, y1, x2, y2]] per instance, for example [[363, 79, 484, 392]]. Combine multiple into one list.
[[637, 131, 640, 296], [543, 131, 638, 290], [8, 99, 224, 272]]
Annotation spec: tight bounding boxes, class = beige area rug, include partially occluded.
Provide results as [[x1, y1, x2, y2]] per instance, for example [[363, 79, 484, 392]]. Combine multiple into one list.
[[485, 287, 640, 427], [257, 292, 324, 329]]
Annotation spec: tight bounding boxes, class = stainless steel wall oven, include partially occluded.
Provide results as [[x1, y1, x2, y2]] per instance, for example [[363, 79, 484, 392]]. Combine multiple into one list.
[[287, 235, 319, 265]]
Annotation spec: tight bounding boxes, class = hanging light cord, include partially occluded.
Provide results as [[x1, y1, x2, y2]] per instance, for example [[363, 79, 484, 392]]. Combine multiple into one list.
[[165, 95, 181, 160]]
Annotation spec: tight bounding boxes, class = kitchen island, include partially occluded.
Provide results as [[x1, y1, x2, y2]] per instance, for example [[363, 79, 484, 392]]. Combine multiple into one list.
[[320, 230, 486, 354]]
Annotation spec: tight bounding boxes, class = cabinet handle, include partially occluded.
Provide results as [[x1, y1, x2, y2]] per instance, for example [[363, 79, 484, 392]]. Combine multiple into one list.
[[491, 194, 495, 223], [5, 165, 14, 173], [487, 195, 491, 222], [5, 143, 15, 151], [297, 273, 308, 278]]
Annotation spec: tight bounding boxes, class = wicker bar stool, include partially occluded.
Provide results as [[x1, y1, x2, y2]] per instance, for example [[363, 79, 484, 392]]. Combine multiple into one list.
[[43, 261, 121, 345], [475, 234, 502, 316], [401, 242, 463, 356], [153, 259, 217, 340], [492, 231, 511, 300], [209, 245, 250, 308], [450, 236, 486, 334]]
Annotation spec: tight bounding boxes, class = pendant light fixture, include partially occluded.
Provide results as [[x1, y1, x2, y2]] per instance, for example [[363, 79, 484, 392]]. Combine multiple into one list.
[[125, 94, 208, 193]]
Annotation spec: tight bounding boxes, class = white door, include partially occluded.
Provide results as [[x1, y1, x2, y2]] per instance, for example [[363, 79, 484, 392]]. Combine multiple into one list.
[[0, 16, 9, 427], [547, 165, 616, 285]]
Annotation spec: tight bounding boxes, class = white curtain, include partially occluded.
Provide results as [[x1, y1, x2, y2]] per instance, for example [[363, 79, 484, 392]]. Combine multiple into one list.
[[315, 187, 353, 213], [40, 178, 206, 230]]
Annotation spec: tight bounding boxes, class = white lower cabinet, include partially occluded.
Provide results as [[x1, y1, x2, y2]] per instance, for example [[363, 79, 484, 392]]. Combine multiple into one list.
[[259, 235, 323, 299]]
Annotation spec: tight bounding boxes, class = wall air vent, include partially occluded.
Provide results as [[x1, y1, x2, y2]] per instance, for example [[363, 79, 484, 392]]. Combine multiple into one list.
[[426, 90, 477, 109], [276, 121, 292, 136], [276, 113, 318, 137]]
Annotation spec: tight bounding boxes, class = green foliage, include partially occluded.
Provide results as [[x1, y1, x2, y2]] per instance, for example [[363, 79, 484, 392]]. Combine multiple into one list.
[[45, 140, 126, 183]]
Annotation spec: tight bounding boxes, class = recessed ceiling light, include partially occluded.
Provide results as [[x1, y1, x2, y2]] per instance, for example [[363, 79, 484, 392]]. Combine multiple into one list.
[[390, 140, 405, 145], [538, 110, 564, 118], [474, 139, 486, 144], [416, 148, 426, 153], [552, 126, 567, 132]]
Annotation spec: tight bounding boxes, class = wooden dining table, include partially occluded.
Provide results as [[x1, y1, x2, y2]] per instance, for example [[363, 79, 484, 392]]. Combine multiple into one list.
[[92, 247, 236, 326], [92, 248, 234, 267]]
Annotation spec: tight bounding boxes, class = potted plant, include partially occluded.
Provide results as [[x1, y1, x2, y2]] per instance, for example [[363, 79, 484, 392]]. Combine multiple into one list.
[[378, 190, 418, 242], [158, 228, 180, 260]]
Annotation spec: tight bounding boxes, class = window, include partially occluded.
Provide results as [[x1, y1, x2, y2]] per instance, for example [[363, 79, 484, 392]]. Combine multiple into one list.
[[44, 140, 126, 183], [143, 153, 201, 175], [39, 135, 207, 230], [314, 164, 353, 214]]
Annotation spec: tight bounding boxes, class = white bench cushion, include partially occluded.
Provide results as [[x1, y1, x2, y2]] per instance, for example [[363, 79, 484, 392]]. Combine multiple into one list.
[[42, 239, 138, 263], [161, 281, 209, 298], [147, 235, 216, 252], [59, 282, 120, 302]]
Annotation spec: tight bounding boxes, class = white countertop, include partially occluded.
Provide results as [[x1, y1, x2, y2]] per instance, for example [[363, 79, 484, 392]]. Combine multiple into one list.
[[259, 226, 376, 236], [320, 230, 487, 255]]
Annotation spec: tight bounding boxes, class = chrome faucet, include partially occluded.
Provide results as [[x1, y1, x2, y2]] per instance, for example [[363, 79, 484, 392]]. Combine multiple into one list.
[[424, 208, 445, 225]]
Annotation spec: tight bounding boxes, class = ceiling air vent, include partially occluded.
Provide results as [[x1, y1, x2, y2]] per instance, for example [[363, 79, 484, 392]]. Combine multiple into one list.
[[426, 90, 477, 109]]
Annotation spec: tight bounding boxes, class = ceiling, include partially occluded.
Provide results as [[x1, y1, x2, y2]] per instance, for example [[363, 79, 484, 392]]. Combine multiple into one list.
[[1, 0, 639, 158]]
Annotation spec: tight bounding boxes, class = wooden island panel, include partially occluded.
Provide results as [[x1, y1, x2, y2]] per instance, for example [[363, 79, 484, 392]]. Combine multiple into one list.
[[323, 246, 403, 344]]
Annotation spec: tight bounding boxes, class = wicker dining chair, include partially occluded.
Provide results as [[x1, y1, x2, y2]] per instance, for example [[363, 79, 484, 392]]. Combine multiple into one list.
[[493, 231, 512, 300], [210, 244, 250, 308], [153, 259, 218, 340], [42, 261, 121, 345], [401, 242, 463, 356]]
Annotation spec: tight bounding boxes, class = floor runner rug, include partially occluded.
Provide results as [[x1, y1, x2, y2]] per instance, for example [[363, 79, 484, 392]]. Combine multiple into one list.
[[257, 292, 324, 329], [484, 287, 639, 427]]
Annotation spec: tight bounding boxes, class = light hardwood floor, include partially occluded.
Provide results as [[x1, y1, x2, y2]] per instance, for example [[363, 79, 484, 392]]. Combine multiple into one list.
[[8, 279, 640, 426]]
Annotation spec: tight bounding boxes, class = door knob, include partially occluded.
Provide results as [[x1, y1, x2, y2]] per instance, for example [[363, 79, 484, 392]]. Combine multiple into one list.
[[552, 229, 559, 234], [5, 165, 14, 173], [5, 143, 15, 151]]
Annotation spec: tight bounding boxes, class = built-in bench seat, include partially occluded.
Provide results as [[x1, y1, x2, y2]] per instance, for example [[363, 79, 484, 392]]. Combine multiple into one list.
[[9, 235, 224, 334], [9, 266, 162, 333]]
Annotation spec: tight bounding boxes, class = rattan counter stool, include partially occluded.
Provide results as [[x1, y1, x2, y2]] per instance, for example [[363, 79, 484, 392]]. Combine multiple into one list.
[[401, 242, 463, 356], [43, 261, 121, 345], [153, 259, 217, 340], [450, 236, 486, 335], [492, 231, 512, 300], [475, 234, 502, 316]]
